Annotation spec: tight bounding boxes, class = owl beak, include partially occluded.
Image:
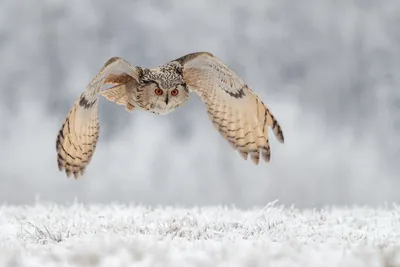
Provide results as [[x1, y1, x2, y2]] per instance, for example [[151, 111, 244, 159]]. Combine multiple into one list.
[[165, 94, 169, 105]]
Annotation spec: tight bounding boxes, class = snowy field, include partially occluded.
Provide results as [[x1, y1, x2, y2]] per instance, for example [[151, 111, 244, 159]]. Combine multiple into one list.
[[1, 202, 400, 266]]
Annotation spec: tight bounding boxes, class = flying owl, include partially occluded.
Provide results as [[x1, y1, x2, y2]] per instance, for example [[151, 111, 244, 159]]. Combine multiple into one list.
[[56, 52, 284, 178]]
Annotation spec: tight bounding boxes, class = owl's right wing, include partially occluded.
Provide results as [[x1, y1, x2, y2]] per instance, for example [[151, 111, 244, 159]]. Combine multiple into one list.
[[177, 52, 284, 164], [56, 57, 140, 179]]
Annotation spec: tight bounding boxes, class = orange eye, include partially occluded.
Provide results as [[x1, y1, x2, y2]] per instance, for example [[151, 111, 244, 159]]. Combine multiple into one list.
[[171, 89, 179, 96], [155, 88, 163, 95]]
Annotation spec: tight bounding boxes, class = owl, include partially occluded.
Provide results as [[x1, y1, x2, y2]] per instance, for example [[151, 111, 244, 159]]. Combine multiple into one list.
[[56, 52, 284, 178]]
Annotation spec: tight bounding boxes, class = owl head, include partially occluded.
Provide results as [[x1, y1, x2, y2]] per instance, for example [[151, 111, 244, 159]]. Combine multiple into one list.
[[136, 62, 189, 115]]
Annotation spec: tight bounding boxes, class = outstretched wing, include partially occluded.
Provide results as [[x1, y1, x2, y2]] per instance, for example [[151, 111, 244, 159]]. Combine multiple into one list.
[[56, 57, 140, 178], [177, 52, 284, 164]]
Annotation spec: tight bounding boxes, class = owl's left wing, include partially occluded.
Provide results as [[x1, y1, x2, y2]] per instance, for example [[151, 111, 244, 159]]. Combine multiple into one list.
[[176, 52, 284, 164]]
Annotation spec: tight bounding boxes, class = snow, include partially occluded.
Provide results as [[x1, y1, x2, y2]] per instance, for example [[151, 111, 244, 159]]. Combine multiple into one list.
[[1, 202, 400, 266], [1, 0, 399, 208]]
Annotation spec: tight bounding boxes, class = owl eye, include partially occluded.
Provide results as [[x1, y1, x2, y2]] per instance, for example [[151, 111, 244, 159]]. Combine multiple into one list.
[[155, 88, 163, 95], [171, 89, 179, 96]]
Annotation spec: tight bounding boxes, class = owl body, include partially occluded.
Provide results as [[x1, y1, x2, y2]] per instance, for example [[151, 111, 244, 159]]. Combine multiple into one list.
[[56, 52, 285, 178]]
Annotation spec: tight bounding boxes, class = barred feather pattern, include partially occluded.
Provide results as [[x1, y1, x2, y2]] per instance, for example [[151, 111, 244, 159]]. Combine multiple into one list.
[[178, 52, 284, 164], [56, 98, 100, 178], [56, 52, 284, 178], [56, 57, 140, 178]]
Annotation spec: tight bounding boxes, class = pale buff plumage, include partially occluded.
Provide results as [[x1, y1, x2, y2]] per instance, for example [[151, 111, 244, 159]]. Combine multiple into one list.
[[56, 52, 284, 178]]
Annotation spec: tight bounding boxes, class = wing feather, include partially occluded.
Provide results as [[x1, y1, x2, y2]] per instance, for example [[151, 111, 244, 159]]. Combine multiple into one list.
[[177, 52, 284, 164], [56, 57, 140, 178]]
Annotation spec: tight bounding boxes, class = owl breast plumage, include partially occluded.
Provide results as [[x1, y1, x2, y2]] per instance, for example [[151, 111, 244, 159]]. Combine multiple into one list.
[[56, 52, 284, 178]]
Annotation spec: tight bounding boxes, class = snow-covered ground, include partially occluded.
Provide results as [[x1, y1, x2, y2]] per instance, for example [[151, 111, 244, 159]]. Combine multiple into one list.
[[1, 202, 400, 267]]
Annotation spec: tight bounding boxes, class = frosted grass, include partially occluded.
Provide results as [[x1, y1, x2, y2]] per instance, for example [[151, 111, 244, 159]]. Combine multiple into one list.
[[1, 202, 400, 266]]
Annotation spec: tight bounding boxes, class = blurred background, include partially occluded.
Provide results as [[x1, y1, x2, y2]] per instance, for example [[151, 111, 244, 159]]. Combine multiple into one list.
[[0, 0, 399, 208]]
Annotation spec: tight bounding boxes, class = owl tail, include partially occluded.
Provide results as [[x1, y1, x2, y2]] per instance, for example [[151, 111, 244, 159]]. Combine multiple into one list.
[[99, 82, 136, 112], [266, 109, 284, 143], [56, 95, 100, 179]]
